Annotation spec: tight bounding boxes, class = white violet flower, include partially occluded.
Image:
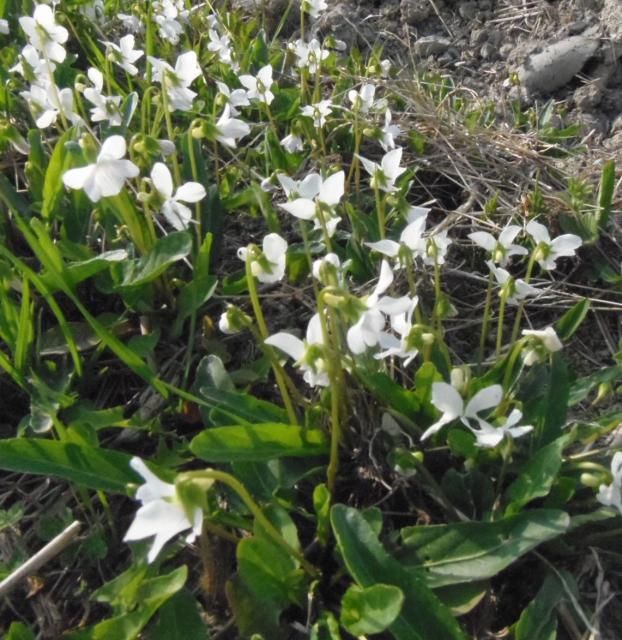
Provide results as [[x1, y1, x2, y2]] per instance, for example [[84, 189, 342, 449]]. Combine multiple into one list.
[[487, 261, 538, 305], [123, 457, 202, 563], [596, 452, 622, 514], [19, 4, 68, 63], [239, 64, 275, 105], [521, 326, 563, 366], [358, 147, 406, 193], [238, 233, 288, 284], [215, 105, 250, 148], [469, 225, 528, 267], [149, 51, 202, 112], [150, 162, 206, 231], [103, 34, 144, 76], [526, 220, 582, 271], [379, 109, 401, 152], [63, 135, 139, 202], [301, 99, 333, 128]]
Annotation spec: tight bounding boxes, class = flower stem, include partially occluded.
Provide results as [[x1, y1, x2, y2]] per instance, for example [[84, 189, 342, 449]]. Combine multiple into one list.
[[192, 469, 319, 577], [160, 78, 181, 185], [245, 255, 298, 425], [478, 271, 494, 368], [509, 254, 536, 345], [495, 287, 508, 358], [374, 184, 385, 239]]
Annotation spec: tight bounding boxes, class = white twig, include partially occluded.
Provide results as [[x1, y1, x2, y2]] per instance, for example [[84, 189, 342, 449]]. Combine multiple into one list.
[[0, 520, 81, 598]]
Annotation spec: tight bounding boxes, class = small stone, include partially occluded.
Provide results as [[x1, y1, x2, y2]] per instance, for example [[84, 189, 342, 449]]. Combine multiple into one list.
[[517, 36, 599, 94], [458, 2, 477, 20], [601, 0, 622, 41], [480, 42, 498, 60], [414, 35, 452, 57], [574, 81, 605, 111], [470, 28, 488, 47], [401, 0, 432, 23]]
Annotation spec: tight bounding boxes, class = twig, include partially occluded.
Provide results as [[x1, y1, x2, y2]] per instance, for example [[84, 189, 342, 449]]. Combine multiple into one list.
[[0, 521, 81, 598]]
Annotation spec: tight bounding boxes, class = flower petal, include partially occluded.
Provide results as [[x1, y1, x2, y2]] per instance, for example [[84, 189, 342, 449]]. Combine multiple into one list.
[[175, 182, 206, 203], [464, 385, 503, 419], [265, 332, 305, 361], [151, 162, 173, 198]]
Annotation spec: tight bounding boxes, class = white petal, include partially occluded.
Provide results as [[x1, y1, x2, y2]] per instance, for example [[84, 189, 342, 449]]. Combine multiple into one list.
[[319, 171, 344, 206], [263, 233, 287, 262], [498, 225, 522, 247], [151, 162, 174, 198], [469, 231, 496, 252], [63, 165, 94, 191], [175, 182, 206, 203], [430, 382, 464, 420], [280, 198, 316, 220], [130, 457, 176, 501], [464, 385, 503, 418], [265, 332, 305, 361], [162, 200, 192, 230], [306, 313, 324, 345], [298, 173, 322, 199], [526, 220, 550, 244], [366, 239, 400, 257], [551, 234, 582, 257], [375, 295, 412, 316], [373, 260, 394, 298], [99, 135, 127, 161]]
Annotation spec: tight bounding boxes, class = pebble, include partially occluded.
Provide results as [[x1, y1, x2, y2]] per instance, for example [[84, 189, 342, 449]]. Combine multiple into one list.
[[414, 35, 452, 57], [517, 36, 599, 94], [401, 0, 433, 23]]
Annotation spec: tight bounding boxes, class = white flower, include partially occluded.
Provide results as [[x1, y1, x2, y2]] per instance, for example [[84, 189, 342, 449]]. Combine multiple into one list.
[[153, 0, 184, 44], [358, 147, 406, 193], [526, 220, 582, 271], [379, 109, 401, 152], [19, 4, 68, 63], [238, 233, 288, 284], [63, 136, 140, 202], [279, 171, 344, 237], [149, 51, 202, 112], [421, 382, 503, 441], [469, 225, 528, 267], [83, 67, 123, 126], [215, 105, 250, 148], [374, 296, 425, 366], [103, 34, 143, 76], [11, 44, 54, 83], [521, 326, 563, 366], [208, 29, 234, 66], [366, 207, 429, 264], [348, 83, 375, 113], [487, 261, 538, 305], [265, 314, 328, 387], [597, 452, 622, 514], [346, 260, 412, 354], [280, 133, 304, 153], [21, 82, 81, 129], [150, 162, 206, 231], [117, 13, 144, 34], [302, 0, 328, 18], [312, 252, 341, 285], [301, 99, 333, 128], [123, 457, 202, 563], [239, 64, 275, 105], [0, 18, 9, 35], [469, 408, 533, 448], [292, 38, 329, 73], [215, 81, 249, 116]]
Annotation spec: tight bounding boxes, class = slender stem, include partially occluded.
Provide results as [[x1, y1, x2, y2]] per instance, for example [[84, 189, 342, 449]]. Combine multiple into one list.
[[186, 127, 203, 243], [245, 256, 298, 425], [432, 259, 443, 331], [191, 469, 318, 577], [495, 287, 508, 357], [374, 184, 385, 239], [509, 254, 536, 344], [478, 271, 494, 368], [317, 295, 342, 497], [160, 77, 181, 184]]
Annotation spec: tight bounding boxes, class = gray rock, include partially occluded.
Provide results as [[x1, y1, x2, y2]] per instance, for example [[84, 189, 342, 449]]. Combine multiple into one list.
[[414, 35, 452, 57], [470, 28, 488, 47], [480, 42, 498, 60], [574, 81, 605, 111], [401, 0, 433, 23], [601, 0, 622, 41], [458, 2, 477, 20], [517, 36, 599, 94]]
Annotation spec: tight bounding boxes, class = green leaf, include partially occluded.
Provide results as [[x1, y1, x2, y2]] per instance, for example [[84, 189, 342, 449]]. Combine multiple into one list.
[[190, 424, 329, 462], [504, 435, 570, 514], [67, 566, 187, 640], [42, 128, 75, 220], [361, 371, 421, 419], [596, 159, 615, 230], [0, 438, 141, 493], [514, 570, 578, 640], [148, 589, 209, 640], [555, 298, 590, 342], [118, 231, 192, 288], [340, 584, 404, 635], [5, 622, 35, 640], [541, 354, 569, 446], [434, 581, 488, 616], [197, 387, 288, 425], [172, 275, 217, 338], [330, 504, 467, 640], [569, 365, 622, 406], [397, 509, 570, 587]]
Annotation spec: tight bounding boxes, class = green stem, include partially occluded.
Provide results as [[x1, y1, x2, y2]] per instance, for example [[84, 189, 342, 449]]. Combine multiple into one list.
[[245, 255, 298, 425], [190, 469, 319, 577], [495, 287, 508, 358], [160, 77, 181, 184], [509, 254, 536, 345], [374, 184, 385, 239], [478, 271, 494, 369]]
